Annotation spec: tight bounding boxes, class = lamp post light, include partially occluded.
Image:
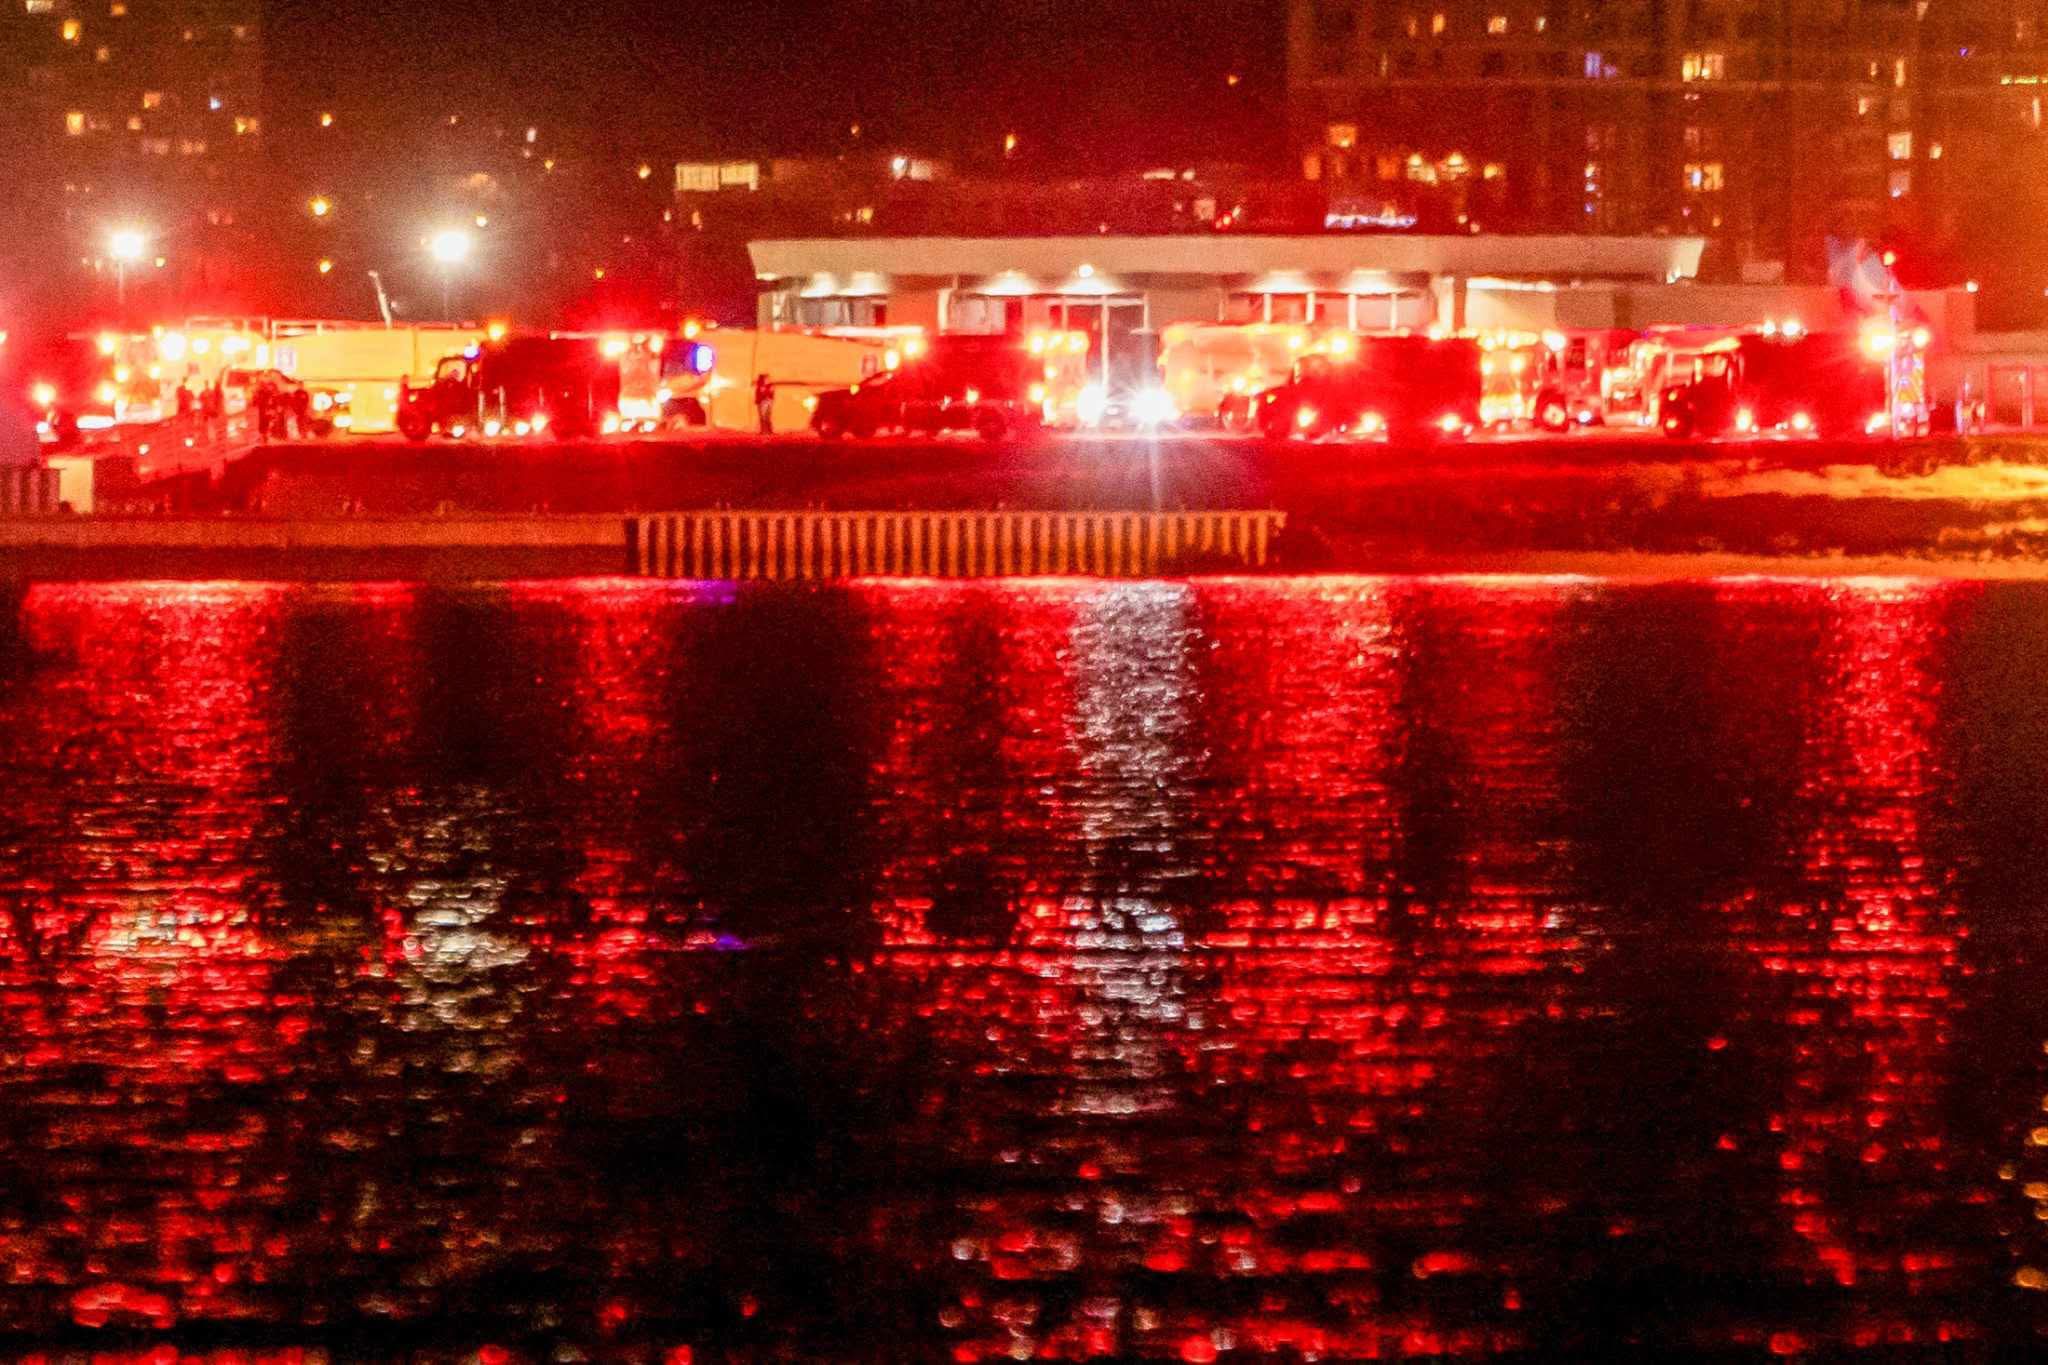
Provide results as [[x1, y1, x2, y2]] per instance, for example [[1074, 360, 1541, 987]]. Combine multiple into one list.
[[108, 227, 147, 312], [428, 227, 473, 320]]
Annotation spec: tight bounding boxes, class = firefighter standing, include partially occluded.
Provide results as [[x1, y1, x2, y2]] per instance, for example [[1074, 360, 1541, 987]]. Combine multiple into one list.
[[754, 374, 775, 434]]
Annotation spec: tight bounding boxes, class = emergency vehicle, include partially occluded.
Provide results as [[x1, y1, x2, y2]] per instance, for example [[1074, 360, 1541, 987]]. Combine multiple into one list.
[[810, 332, 1083, 440], [1249, 334, 1485, 442], [1658, 323, 1929, 439], [1478, 332, 1545, 428], [1158, 322, 1335, 429], [612, 333, 713, 428], [654, 328, 899, 432], [396, 335, 623, 441], [18, 331, 166, 446], [269, 321, 489, 434], [1473, 329, 1648, 431]]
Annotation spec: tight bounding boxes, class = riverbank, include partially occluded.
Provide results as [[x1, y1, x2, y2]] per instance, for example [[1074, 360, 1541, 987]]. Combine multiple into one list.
[[11, 521, 2048, 581], [9, 432, 2048, 579]]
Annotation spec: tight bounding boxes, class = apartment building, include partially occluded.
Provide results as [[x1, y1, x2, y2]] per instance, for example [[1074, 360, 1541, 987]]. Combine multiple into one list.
[[1288, 0, 2047, 280]]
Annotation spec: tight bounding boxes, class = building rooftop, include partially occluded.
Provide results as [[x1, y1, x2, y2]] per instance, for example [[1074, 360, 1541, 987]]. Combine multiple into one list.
[[750, 235, 1708, 287]]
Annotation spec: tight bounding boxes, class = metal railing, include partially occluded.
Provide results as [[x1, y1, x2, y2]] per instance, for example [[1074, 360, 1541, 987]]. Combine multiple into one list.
[[625, 509, 1287, 579], [0, 467, 63, 515]]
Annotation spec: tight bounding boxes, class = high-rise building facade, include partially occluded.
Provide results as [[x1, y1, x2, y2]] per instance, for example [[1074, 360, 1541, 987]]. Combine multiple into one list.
[[1288, 1, 2048, 281], [1, 0, 263, 306]]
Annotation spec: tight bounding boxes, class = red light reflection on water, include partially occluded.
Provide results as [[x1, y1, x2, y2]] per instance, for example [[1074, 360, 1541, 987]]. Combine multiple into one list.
[[0, 575, 2036, 1357], [1710, 579, 1981, 1352], [878, 579, 1588, 1360]]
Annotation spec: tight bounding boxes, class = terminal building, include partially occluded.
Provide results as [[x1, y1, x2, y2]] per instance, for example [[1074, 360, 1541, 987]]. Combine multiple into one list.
[[748, 233, 1708, 389]]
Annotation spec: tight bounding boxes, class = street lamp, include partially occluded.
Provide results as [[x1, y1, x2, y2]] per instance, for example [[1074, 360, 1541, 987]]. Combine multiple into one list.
[[428, 227, 473, 320], [108, 226, 146, 311]]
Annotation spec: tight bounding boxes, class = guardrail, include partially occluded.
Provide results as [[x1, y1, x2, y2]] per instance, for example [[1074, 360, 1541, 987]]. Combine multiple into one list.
[[0, 467, 62, 515], [625, 509, 1287, 578]]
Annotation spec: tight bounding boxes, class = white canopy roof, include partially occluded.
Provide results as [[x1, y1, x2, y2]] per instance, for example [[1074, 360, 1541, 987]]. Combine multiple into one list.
[[750, 234, 1707, 288]]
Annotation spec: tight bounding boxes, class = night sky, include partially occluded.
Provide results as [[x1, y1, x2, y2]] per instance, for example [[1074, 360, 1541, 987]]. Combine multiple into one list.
[[265, 0, 1281, 168]]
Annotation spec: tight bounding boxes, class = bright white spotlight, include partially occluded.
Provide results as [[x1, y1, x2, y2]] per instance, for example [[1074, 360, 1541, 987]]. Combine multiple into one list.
[[429, 228, 473, 266]]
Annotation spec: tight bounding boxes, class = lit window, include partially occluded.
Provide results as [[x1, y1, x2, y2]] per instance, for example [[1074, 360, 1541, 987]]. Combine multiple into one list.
[[125, 115, 140, 130], [233, 116, 257, 135], [1683, 162, 1724, 193], [60, 17, 78, 39], [94, 45, 109, 61], [179, 139, 205, 156], [1856, 95, 1876, 116], [64, 110, 84, 135], [1888, 130, 1912, 160], [1928, 142, 1943, 160], [109, 1, 124, 13], [1488, 14, 1508, 34], [1482, 162, 1505, 180], [1377, 154, 1400, 179], [1326, 122, 1357, 150], [25, 0, 54, 12], [140, 90, 162, 109], [209, 96, 221, 110], [1302, 152, 1322, 181], [1681, 52, 1725, 81], [1535, 15, 1547, 32], [1584, 51, 1609, 78], [231, 24, 249, 40], [1894, 58, 1907, 87], [1889, 169, 1912, 197], [141, 137, 169, 156], [1431, 12, 1446, 35]]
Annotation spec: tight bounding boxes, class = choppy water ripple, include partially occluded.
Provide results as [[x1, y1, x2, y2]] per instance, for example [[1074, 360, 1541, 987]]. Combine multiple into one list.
[[1, 576, 2047, 1358]]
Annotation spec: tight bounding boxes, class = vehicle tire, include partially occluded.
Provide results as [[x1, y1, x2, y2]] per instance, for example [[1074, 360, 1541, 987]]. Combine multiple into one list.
[[814, 415, 844, 440], [397, 408, 431, 443], [848, 413, 878, 440], [1536, 391, 1571, 433], [974, 410, 1007, 442]]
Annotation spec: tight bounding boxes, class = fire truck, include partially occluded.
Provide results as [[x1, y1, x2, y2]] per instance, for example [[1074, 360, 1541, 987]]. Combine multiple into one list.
[[1249, 334, 1484, 442], [1657, 323, 1929, 439], [396, 335, 623, 441], [810, 332, 1084, 440], [269, 321, 488, 434], [646, 328, 898, 432], [15, 331, 181, 446], [1474, 329, 1651, 431], [1159, 323, 1324, 429]]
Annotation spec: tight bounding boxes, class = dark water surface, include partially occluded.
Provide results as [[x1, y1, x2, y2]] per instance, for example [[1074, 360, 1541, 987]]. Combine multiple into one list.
[[6, 576, 2048, 1359]]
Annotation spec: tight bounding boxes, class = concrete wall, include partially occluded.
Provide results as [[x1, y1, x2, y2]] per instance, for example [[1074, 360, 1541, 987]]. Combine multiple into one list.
[[888, 287, 945, 334], [1142, 285, 1227, 330]]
